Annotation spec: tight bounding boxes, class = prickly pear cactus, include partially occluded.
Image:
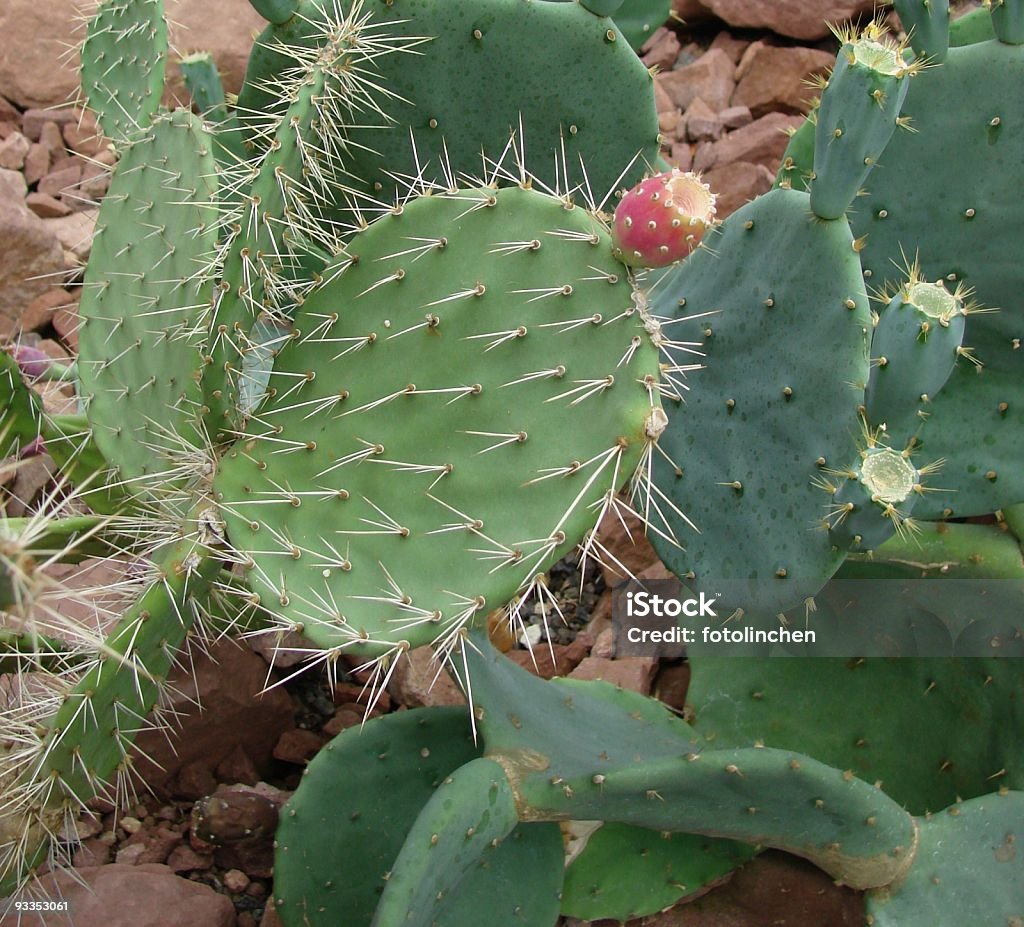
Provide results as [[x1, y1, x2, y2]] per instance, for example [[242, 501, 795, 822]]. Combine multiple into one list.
[[215, 182, 669, 661]]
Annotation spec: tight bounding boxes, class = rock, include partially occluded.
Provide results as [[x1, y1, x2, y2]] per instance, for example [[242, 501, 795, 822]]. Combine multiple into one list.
[[504, 637, 589, 678], [63, 117, 109, 158], [388, 645, 466, 708], [322, 705, 363, 736], [215, 744, 261, 785], [672, 0, 713, 21], [594, 503, 660, 588], [668, 142, 694, 172], [0, 0, 266, 109], [704, 0, 877, 39], [246, 626, 319, 668], [0, 864, 236, 927], [130, 639, 296, 797], [653, 660, 691, 712], [719, 105, 753, 130], [42, 207, 97, 262], [25, 191, 71, 218], [18, 287, 69, 331], [22, 109, 79, 143], [166, 843, 215, 873], [654, 79, 676, 117], [568, 656, 660, 694], [702, 160, 775, 218], [37, 163, 81, 200], [0, 169, 64, 336], [38, 121, 66, 159], [685, 98, 724, 142], [658, 49, 736, 114], [224, 869, 251, 893], [708, 30, 751, 64], [0, 131, 30, 170], [641, 27, 682, 72], [22, 142, 50, 186], [733, 42, 835, 117], [632, 851, 863, 925], [52, 296, 81, 351], [693, 112, 804, 173], [272, 728, 325, 765]]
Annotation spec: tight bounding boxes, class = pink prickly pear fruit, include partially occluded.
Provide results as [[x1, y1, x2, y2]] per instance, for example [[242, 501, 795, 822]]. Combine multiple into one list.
[[611, 169, 717, 268]]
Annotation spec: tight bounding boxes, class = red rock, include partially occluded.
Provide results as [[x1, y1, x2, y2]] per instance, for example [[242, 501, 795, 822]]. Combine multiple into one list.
[[0, 864, 236, 927], [568, 656, 660, 695], [732, 43, 835, 117], [72, 837, 112, 868], [672, 0, 713, 21], [166, 843, 215, 873], [272, 728, 325, 765], [332, 680, 392, 712], [388, 645, 466, 708], [215, 744, 261, 786], [52, 295, 81, 350], [322, 705, 363, 736], [25, 191, 70, 218], [697, 0, 877, 40], [654, 661, 691, 712], [63, 118, 108, 158], [37, 163, 80, 199], [37, 121, 65, 159], [654, 79, 676, 117], [173, 760, 219, 801], [685, 98, 724, 142], [18, 286, 70, 331], [708, 30, 751, 64], [693, 112, 804, 173], [631, 851, 863, 925], [594, 503, 660, 588], [131, 639, 296, 797], [701, 161, 775, 218], [0, 96, 19, 125], [22, 142, 50, 185], [720, 105, 753, 130], [504, 637, 589, 679], [0, 168, 63, 331], [260, 899, 285, 927], [224, 868, 251, 893], [641, 27, 682, 72], [658, 49, 736, 114], [133, 826, 185, 865], [668, 142, 694, 172], [21, 108, 79, 142], [0, 131, 29, 170]]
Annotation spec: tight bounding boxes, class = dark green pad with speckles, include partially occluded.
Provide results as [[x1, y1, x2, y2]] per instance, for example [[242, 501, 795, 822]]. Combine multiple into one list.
[[848, 40, 1024, 516], [647, 188, 870, 615]]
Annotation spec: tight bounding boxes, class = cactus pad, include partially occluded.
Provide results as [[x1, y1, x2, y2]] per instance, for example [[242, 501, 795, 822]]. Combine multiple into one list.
[[215, 184, 664, 660]]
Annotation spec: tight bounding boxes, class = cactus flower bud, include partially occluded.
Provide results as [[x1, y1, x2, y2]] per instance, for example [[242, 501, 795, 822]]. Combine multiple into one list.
[[611, 169, 717, 268]]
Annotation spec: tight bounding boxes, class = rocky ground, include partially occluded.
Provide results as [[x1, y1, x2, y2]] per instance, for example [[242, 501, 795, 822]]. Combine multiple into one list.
[[0, 1, 982, 925]]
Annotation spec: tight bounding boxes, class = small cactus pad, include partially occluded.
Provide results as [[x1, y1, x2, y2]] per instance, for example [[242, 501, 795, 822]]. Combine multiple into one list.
[[611, 170, 717, 268], [273, 707, 478, 926], [893, 0, 951, 61], [810, 23, 916, 220], [562, 823, 754, 921], [81, 0, 168, 145], [865, 791, 1024, 927], [215, 185, 663, 659], [864, 270, 968, 430], [646, 187, 871, 615], [850, 38, 1024, 515], [77, 110, 218, 487]]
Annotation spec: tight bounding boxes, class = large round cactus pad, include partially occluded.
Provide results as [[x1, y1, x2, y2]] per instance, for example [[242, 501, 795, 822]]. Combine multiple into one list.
[[215, 185, 661, 657]]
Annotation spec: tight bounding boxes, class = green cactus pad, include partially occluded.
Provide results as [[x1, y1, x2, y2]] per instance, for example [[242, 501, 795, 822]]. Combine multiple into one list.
[[273, 707, 478, 927], [850, 39, 1024, 515], [864, 278, 966, 430], [865, 791, 1024, 927], [371, 757, 522, 926], [77, 110, 218, 488], [460, 632, 917, 890], [686, 656, 1024, 815], [612, 0, 674, 50], [990, 0, 1024, 43], [949, 6, 996, 45], [81, 0, 168, 144], [272, 707, 563, 927], [215, 184, 663, 659], [809, 25, 915, 220], [893, 0, 950, 62], [647, 187, 871, 615], [237, 0, 660, 202], [0, 349, 44, 455], [562, 823, 755, 921]]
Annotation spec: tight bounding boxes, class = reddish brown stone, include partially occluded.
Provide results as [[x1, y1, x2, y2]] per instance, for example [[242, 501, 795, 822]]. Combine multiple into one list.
[[654, 661, 691, 713], [641, 27, 683, 72], [19, 286, 70, 331], [37, 162, 80, 198], [703, 160, 776, 218], [22, 141, 49, 185], [25, 190, 70, 218], [694, 113, 805, 173], [504, 637, 589, 679], [569, 656, 660, 694], [272, 728, 325, 765], [733, 42, 834, 117], [388, 645, 466, 708], [658, 49, 736, 114]]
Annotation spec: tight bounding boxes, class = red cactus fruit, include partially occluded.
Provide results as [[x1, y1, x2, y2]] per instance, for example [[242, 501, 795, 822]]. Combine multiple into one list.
[[611, 169, 717, 268]]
